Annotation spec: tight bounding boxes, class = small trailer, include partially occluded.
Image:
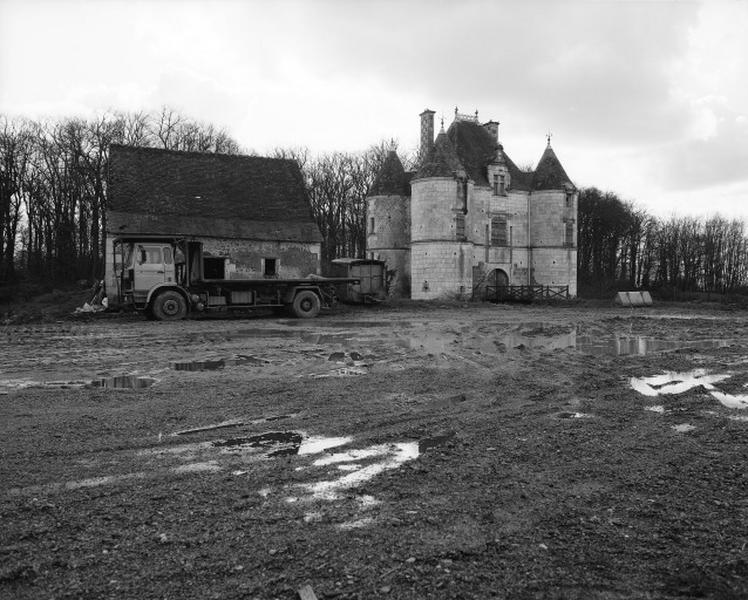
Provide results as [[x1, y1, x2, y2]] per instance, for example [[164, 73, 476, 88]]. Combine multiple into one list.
[[110, 236, 359, 320], [329, 258, 387, 303]]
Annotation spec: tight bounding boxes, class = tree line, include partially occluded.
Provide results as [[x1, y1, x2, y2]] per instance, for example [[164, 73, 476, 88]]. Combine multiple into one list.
[[578, 187, 748, 297], [0, 109, 394, 285], [3, 109, 748, 298]]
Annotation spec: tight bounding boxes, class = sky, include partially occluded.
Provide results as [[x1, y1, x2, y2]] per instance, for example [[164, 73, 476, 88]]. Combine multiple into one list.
[[1, 0, 747, 220]]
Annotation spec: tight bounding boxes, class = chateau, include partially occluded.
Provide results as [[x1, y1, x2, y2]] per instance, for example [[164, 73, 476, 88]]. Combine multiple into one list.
[[366, 108, 578, 300]]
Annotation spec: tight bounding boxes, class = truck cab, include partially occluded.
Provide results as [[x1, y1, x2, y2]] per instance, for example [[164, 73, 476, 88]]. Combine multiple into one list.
[[116, 240, 181, 310]]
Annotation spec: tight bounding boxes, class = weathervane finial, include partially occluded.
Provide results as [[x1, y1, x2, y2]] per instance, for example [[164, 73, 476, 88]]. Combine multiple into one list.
[[546, 131, 553, 147]]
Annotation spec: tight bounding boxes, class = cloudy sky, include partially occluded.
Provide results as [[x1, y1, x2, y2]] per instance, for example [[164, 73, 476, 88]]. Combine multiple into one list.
[[1, 0, 747, 219]]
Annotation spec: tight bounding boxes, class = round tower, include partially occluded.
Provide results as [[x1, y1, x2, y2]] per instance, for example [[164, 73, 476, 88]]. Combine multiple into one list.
[[529, 141, 577, 296], [366, 149, 411, 296], [410, 125, 473, 300]]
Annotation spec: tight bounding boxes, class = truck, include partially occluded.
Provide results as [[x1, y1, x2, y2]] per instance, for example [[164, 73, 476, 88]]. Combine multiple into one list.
[[109, 236, 359, 321]]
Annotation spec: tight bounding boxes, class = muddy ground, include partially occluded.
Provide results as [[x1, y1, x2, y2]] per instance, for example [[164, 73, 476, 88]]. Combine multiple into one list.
[[1, 301, 747, 599]]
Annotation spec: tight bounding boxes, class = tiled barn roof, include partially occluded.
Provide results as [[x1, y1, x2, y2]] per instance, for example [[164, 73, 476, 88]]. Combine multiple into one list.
[[107, 144, 322, 242]]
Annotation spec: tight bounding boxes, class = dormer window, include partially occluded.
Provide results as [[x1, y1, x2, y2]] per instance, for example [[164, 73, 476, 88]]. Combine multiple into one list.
[[565, 191, 573, 207], [492, 173, 506, 196]]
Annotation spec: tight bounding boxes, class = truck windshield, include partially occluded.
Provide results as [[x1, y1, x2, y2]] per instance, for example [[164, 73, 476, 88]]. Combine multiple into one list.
[[137, 245, 163, 265]]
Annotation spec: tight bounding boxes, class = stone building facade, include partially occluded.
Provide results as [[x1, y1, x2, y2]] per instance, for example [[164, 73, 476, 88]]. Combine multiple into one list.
[[105, 145, 322, 303], [366, 109, 577, 299]]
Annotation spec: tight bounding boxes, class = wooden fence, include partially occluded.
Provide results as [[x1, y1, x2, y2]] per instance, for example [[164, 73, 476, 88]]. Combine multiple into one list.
[[483, 285, 570, 303]]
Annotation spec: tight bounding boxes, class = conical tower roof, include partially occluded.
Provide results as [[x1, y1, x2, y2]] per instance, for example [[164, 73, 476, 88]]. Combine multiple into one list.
[[416, 129, 465, 179], [370, 150, 409, 196], [532, 144, 574, 191]]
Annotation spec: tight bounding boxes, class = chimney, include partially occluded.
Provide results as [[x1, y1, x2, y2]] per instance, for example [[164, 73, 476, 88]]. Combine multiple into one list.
[[419, 109, 435, 159], [483, 120, 499, 141]]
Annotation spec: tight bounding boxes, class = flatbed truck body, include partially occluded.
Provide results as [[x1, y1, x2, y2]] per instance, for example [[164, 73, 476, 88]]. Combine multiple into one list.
[[110, 236, 358, 320]]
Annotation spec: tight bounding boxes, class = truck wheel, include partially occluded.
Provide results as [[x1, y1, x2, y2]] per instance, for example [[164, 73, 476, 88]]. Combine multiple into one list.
[[151, 290, 188, 321], [291, 290, 321, 318]]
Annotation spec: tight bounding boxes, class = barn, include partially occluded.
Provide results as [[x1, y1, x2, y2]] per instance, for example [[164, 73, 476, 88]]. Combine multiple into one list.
[[104, 145, 322, 305]]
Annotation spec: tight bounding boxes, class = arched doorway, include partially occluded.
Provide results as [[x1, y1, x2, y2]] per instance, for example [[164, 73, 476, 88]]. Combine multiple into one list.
[[485, 268, 509, 302]]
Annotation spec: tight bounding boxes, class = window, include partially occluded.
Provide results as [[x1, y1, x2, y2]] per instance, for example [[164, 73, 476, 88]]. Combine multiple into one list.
[[499, 174, 505, 195], [493, 174, 499, 196], [137, 245, 162, 265], [455, 213, 466, 239], [369, 217, 375, 232], [491, 216, 508, 246], [163, 247, 173, 264], [565, 220, 575, 247], [566, 191, 573, 207], [263, 258, 278, 278]]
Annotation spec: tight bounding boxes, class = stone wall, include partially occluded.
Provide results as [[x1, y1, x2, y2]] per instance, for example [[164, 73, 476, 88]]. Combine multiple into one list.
[[367, 194, 411, 297], [202, 238, 321, 279], [529, 190, 575, 247], [410, 241, 474, 300], [411, 178, 460, 241], [531, 247, 577, 296], [367, 194, 410, 249], [104, 234, 321, 304]]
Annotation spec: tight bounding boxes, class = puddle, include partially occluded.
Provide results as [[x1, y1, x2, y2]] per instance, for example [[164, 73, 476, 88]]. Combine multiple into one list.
[[673, 424, 696, 433], [579, 336, 732, 357], [172, 354, 269, 371], [312, 366, 368, 378], [645, 405, 666, 414], [0, 379, 90, 393], [630, 370, 730, 397], [631, 370, 748, 411], [556, 412, 593, 419], [86, 376, 158, 389], [298, 436, 352, 455], [213, 431, 303, 457], [299, 442, 420, 500], [418, 432, 455, 453]]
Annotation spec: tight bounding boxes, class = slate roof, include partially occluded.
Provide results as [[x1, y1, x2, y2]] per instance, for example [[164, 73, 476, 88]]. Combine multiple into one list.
[[413, 119, 573, 192], [107, 144, 322, 242], [443, 120, 536, 191], [416, 130, 465, 178], [531, 145, 575, 191], [370, 150, 410, 196]]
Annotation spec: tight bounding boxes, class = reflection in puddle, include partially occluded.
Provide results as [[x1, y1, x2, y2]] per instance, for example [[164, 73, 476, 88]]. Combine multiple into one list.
[[418, 432, 455, 452], [86, 376, 158, 389], [172, 354, 269, 371], [579, 336, 731, 357], [0, 376, 158, 393], [212, 431, 303, 457]]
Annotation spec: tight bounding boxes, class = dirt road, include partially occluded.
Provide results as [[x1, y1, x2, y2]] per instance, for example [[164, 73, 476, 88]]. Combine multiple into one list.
[[2, 303, 747, 599]]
